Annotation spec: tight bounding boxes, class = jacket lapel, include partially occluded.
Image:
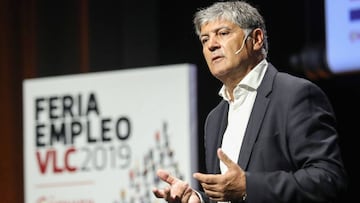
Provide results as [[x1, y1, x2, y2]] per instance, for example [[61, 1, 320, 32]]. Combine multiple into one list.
[[213, 101, 229, 174], [238, 63, 277, 169]]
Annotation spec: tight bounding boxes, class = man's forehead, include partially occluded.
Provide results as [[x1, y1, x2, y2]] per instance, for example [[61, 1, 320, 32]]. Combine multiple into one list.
[[200, 19, 239, 34]]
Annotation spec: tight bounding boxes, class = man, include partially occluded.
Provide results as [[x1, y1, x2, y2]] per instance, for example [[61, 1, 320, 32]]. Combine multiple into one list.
[[152, 1, 348, 202]]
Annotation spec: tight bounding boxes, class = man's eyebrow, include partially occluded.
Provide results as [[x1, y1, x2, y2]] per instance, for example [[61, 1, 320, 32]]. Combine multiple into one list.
[[200, 26, 231, 38]]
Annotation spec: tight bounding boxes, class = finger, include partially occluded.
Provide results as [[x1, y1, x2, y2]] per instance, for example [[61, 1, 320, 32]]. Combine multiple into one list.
[[203, 189, 222, 200], [193, 172, 218, 184], [199, 184, 223, 201], [169, 181, 189, 200], [152, 187, 168, 199], [152, 189, 164, 198], [217, 148, 236, 168], [181, 186, 194, 203], [198, 179, 221, 193], [157, 169, 179, 185]]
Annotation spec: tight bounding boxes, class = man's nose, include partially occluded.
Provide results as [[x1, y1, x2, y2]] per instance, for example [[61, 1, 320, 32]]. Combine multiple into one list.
[[207, 37, 220, 52]]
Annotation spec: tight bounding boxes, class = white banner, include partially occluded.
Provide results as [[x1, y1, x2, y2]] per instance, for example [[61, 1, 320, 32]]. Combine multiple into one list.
[[23, 64, 198, 203]]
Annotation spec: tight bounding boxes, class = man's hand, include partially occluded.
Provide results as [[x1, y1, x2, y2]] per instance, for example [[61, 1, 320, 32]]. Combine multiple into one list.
[[152, 169, 201, 203], [193, 148, 246, 201]]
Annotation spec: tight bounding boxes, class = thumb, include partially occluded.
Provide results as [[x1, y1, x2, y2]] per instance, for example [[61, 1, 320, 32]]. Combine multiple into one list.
[[217, 148, 236, 168]]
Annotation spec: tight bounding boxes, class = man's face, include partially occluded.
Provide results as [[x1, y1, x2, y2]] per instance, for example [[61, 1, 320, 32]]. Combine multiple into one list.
[[199, 19, 250, 83]]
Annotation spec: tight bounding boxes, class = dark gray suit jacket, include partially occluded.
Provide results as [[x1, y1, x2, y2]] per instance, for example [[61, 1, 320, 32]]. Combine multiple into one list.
[[201, 63, 347, 203]]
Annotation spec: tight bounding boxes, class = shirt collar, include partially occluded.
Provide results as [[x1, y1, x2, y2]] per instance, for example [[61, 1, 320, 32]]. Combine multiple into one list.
[[219, 59, 268, 101]]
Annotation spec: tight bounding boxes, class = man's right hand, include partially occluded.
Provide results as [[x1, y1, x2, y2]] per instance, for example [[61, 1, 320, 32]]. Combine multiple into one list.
[[152, 169, 201, 203]]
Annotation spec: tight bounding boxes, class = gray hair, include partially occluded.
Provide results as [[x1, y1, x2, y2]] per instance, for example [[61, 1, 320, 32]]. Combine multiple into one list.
[[193, 1, 268, 57]]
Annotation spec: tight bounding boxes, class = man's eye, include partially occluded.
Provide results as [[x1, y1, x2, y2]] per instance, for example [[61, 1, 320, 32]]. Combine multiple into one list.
[[219, 32, 229, 36], [201, 38, 208, 44]]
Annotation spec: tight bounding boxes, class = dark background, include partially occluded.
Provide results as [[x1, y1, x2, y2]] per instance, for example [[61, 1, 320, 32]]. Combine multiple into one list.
[[0, 0, 358, 202]]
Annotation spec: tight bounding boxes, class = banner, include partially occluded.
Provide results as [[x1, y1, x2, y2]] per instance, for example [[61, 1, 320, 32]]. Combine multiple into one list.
[[23, 64, 198, 203], [325, 0, 360, 73]]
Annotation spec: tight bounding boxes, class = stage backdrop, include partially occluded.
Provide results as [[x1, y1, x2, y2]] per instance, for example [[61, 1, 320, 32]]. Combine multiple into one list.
[[23, 64, 198, 203]]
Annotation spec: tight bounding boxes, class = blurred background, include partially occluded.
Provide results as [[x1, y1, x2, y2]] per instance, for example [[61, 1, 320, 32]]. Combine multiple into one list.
[[1, 0, 359, 202]]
